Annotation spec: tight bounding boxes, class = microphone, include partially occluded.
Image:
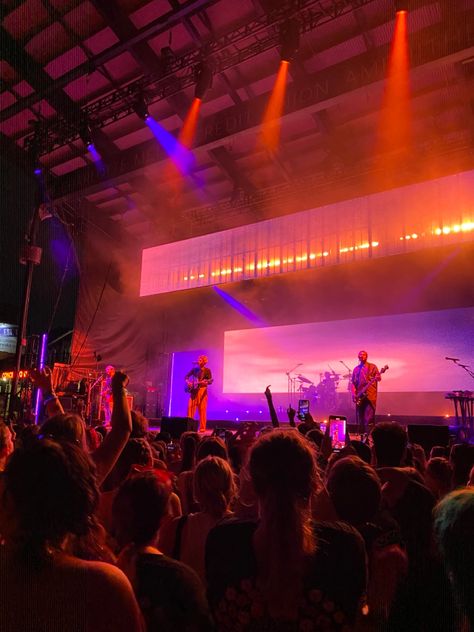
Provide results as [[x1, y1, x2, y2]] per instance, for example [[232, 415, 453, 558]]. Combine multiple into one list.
[[445, 357, 460, 361]]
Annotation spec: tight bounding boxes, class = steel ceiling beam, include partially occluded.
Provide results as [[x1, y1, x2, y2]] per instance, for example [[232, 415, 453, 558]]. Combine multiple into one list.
[[208, 146, 257, 194], [0, 24, 117, 158], [0, 0, 221, 123], [20, 0, 380, 154]]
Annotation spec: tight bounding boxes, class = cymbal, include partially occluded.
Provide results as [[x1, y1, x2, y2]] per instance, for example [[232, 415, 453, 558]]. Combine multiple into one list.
[[297, 374, 314, 384]]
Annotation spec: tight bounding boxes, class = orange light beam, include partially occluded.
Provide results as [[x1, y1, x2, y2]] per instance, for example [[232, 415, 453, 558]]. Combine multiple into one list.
[[165, 97, 202, 193], [179, 97, 202, 149], [259, 60, 290, 152], [378, 10, 411, 155]]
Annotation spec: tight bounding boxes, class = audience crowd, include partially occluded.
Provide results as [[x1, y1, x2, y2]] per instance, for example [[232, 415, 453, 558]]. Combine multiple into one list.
[[1, 369, 473, 631]]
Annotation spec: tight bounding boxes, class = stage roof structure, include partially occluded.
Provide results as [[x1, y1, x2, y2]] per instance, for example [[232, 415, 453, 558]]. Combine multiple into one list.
[[1, 0, 473, 247]]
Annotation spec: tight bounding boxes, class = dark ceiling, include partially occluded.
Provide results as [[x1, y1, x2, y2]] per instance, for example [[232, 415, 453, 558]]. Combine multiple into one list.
[[1, 0, 473, 249]]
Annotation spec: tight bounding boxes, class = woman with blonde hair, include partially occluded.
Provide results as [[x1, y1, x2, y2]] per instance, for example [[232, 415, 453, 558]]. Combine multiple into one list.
[[159, 455, 235, 581]]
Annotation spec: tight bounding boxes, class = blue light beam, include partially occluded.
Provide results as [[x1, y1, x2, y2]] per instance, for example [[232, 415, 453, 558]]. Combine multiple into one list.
[[213, 286, 266, 326], [145, 116, 195, 175]]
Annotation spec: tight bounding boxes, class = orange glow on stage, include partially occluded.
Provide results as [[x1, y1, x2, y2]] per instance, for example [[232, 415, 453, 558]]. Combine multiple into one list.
[[376, 10, 410, 173], [259, 60, 289, 152]]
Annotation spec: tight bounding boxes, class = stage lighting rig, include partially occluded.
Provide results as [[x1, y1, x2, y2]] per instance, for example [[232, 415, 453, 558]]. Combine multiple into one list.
[[394, 0, 409, 12], [79, 117, 94, 148], [133, 95, 150, 120], [279, 18, 300, 62], [194, 62, 213, 100]]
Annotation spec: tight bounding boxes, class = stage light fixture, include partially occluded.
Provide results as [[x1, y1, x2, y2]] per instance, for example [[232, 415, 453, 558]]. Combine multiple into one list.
[[194, 62, 213, 100], [394, 0, 409, 12], [79, 117, 94, 148], [134, 95, 150, 120], [279, 19, 300, 62]]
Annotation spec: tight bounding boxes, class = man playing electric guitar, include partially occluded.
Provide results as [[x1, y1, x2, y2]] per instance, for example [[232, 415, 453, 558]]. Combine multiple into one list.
[[185, 355, 213, 433], [351, 351, 387, 440]]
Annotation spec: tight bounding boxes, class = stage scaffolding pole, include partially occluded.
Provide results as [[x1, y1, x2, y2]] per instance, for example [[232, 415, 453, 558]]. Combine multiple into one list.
[[8, 202, 42, 419]]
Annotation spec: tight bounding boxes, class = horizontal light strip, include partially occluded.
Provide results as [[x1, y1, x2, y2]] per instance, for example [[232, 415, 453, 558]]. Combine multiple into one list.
[[140, 170, 474, 296]]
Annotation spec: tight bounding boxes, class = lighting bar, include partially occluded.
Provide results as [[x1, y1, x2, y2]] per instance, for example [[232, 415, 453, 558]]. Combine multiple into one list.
[[23, 0, 377, 156]]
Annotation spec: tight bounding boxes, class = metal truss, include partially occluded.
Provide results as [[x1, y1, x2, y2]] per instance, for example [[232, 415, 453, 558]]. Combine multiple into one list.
[[26, 0, 376, 156]]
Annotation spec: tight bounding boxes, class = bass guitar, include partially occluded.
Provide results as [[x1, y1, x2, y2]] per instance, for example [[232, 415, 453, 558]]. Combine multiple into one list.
[[353, 365, 389, 406]]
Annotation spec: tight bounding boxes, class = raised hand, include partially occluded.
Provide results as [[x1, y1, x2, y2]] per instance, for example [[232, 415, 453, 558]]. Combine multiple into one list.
[[320, 422, 333, 460], [30, 367, 54, 394], [112, 371, 129, 392]]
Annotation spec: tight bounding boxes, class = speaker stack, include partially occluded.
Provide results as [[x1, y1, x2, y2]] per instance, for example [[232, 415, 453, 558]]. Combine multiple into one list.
[[160, 416, 198, 439]]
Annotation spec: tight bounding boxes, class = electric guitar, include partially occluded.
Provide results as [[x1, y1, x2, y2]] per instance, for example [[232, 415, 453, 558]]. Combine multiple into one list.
[[353, 365, 389, 406]]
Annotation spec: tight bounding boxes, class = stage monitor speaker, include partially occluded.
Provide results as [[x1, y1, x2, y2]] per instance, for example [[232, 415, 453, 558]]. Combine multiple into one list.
[[160, 416, 197, 439], [407, 424, 450, 455]]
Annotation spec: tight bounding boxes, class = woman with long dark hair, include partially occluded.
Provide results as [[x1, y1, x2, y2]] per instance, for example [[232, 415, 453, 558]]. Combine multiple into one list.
[[206, 430, 367, 630], [0, 439, 142, 632]]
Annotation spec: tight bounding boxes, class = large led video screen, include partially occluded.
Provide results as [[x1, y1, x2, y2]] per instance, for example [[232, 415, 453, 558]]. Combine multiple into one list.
[[223, 307, 473, 393], [168, 307, 473, 420]]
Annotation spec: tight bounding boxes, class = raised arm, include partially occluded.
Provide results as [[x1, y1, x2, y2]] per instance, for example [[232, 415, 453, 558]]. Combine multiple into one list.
[[92, 371, 132, 485], [30, 367, 65, 417], [264, 385, 279, 428]]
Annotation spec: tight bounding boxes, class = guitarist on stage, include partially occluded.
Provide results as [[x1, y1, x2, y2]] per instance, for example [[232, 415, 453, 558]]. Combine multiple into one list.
[[351, 350, 381, 440], [185, 355, 213, 433]]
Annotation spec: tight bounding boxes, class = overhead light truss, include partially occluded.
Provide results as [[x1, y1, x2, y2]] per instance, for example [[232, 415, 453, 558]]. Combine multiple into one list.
[[24, 0, 377, 156]]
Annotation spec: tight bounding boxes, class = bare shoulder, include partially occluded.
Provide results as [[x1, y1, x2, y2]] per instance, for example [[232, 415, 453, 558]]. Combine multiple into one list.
[[76, 560, 143, 632]]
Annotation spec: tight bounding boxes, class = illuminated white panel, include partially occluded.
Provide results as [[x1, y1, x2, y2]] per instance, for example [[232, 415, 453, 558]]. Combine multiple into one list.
[[140, 170, 474, 296]]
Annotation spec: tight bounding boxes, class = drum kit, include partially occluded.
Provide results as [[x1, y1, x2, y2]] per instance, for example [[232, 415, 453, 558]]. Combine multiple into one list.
[[287, 362, 353, 411]]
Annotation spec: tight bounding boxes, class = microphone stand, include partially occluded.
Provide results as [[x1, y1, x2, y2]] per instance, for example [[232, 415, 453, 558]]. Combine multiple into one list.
[[286, 363, 302, 407], [447, 358, 474, 381]]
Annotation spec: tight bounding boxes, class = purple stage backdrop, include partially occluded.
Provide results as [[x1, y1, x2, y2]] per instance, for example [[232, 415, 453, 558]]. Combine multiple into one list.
[[169, 307, 474, 421]]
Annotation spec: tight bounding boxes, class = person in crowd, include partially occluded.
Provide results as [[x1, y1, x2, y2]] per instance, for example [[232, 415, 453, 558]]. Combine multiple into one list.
[[371, 423, 455, 632], [206, 430, 367, 629], [178, 436, 229, 514], [130, 410, 149, 438], [424, 457, 453, 500], [371, 421, 407, 468], [430, 445, 448, 459], [159, 456, 235, 582], [434, 488, 474, 631], [469, 465, 474, 486], [348, 439, 372, 464], [176, 431, 201, 512], [0, 421, 14, 471], [179, 431, 200, 473], [450, 443, 474, 487], [31, 366, 133, 486], [0, 439, 142, 632], [326, 456, 407, 624], [112, 471, 213, 631]]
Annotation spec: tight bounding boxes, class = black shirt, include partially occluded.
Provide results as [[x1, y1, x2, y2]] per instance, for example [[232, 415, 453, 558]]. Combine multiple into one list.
[[134, 553, 213, 632], [206, 518, 367, 630]]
